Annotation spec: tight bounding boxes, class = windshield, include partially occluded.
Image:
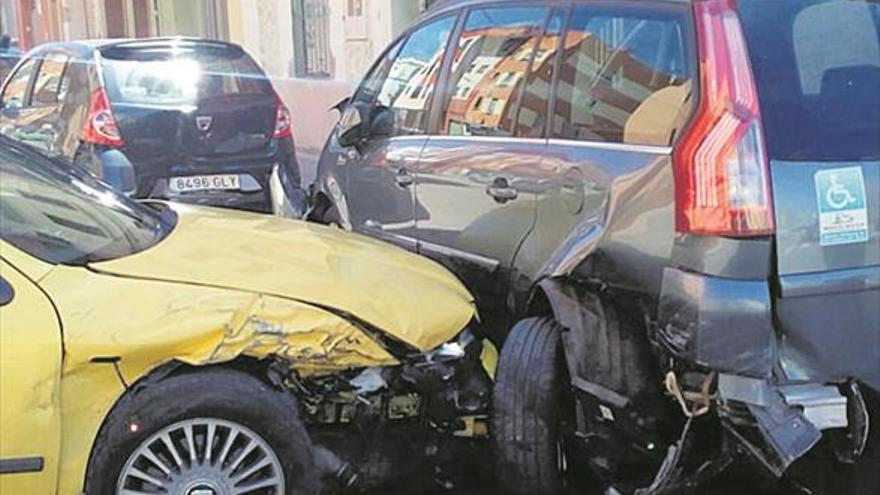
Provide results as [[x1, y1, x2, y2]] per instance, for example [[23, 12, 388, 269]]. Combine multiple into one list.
[[0, 139, 175, 264], [738, 0, 880, 161], [101, 45, 273, 106]]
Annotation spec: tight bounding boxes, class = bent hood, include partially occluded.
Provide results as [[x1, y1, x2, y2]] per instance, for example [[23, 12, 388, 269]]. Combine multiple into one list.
[[90, 203, 475, 351]]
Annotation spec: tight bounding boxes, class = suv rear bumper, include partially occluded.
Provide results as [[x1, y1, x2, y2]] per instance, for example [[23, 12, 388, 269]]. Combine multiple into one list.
[[658, 264, 880, 390], [658, 266, 777, 378], [658, 267, 876, 474]]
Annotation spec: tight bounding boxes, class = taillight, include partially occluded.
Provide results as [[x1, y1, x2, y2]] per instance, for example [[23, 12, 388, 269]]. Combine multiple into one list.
[[273, 94, 293, 139], [673, 0, 773, 236], [82, 87, 124, 148]]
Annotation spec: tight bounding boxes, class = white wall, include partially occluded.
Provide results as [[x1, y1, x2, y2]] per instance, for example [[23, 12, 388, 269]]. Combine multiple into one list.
[[229, 0, 296, 77], [61, 0, 105, 40]]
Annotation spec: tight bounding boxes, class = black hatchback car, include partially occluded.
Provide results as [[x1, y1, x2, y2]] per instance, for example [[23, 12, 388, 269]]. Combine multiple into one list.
[[0, 38, 302, 213], [312, 0, 879, 493]]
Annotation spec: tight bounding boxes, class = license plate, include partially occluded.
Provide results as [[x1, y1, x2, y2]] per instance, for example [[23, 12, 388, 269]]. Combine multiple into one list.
[[169, 174, 241, 193]]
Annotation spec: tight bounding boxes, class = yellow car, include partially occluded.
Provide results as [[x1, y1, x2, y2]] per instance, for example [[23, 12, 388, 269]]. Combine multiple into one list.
[[0, 139, 493, 494]]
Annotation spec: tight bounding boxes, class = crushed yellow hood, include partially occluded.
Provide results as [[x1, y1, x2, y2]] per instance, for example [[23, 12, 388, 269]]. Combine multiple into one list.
[[90, 203, 475, 351]]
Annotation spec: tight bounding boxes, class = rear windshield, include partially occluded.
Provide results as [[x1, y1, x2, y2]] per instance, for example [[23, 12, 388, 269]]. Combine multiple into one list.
[[738, 0, 880, 161], [101, 45, 273, 106]]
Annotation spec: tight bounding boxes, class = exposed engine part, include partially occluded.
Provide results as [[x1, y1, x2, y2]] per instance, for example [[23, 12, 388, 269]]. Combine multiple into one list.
[[284, 331, 493, 489], [349, 368, 388, 395], [292, 331, 491, 427]]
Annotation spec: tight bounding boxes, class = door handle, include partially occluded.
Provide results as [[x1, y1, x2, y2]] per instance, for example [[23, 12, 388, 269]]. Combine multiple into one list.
[[487, 177, 518, 203], [364, 219, 383, 230], [395, 168, 414, 188]]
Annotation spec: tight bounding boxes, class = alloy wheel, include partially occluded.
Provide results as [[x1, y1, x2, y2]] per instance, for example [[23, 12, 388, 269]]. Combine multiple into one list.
[[117, 418, 285, 495]]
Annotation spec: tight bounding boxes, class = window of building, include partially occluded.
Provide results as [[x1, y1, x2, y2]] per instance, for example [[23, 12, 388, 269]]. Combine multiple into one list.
[[370, 15, 456, 135], [31, 54, 70, 107], [347, 0, 364, 17], [441, 6, 549, 137], [296, 0, 333, 77], [551, 6, 693, 146]]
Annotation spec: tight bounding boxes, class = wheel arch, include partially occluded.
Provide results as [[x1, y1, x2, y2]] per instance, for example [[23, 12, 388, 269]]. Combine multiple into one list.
[[532, 277, 662, 402], [80, 356, 285, 492]]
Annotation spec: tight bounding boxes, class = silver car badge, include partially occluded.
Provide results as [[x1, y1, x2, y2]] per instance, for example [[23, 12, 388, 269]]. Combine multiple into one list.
[[196, 116, 213, 132]]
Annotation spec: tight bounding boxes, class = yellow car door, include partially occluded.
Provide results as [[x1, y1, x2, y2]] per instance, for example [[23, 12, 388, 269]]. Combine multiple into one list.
[[0, 259, 62, 493]]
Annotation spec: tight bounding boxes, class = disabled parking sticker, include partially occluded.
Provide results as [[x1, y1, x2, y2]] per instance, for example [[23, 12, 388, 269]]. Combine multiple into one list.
[[814, 166, 869, 246]]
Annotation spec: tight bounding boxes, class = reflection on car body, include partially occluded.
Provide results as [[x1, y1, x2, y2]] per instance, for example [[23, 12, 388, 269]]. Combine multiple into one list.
[[0, 138, 493, 494]]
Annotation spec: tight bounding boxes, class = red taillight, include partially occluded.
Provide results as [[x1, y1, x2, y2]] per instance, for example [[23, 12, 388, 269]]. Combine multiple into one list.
[[273, 94, 292, 139], [673, 0, 773, 236], [82, 88, 124, 148]]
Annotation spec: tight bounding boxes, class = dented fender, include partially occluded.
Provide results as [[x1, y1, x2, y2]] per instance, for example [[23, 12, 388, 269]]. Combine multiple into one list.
[[39, 266, 403, 494]]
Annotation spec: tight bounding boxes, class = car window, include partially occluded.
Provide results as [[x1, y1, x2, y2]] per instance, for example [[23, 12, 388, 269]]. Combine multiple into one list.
[[0, 139, 174, 265], [514, 8, 565, 138], [1, 58, 38, 110], [551, 5, 693, 146], [370, 15, 456, 136], [441, 6, 550, 137], [31, 53, 70, 107], [738, 0, 880, 160], [350, 39, 405, 110], [102, 47, 272, 106]]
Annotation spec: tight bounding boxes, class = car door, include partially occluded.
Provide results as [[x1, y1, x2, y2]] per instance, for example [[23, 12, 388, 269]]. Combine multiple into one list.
[[0, 56, 39, 144], [515, 2, 697, 301], [341, 14, 457, 250], [0, 259, 63, 492], [414, 6, 560, 338]]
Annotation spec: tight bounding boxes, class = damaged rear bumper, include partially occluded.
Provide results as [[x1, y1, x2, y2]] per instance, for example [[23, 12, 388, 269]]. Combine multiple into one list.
[[658, 266, 875, 476], [717, 374, 870, 476]]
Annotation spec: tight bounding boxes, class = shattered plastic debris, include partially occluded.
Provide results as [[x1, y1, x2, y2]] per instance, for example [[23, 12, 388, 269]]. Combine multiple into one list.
[[349, 368, 389, 394]]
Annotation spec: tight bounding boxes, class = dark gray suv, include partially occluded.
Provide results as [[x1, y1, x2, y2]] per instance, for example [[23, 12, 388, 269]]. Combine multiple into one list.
[[311, 0, 879, 492]]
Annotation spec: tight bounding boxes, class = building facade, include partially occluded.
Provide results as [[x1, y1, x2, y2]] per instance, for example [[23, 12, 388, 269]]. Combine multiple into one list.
[[1, 0, 436, 153], [1, 0, 431, 82]]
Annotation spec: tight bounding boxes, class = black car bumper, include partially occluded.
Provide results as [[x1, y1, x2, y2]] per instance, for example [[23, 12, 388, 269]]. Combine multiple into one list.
[[84, 142, 302, 213]]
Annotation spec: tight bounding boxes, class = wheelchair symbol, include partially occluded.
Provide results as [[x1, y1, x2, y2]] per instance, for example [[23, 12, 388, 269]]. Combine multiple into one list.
[[825, 174, 857, 210]]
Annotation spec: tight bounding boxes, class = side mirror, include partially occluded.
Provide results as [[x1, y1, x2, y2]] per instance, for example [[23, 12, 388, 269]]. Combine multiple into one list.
[[337, 103, 369, 148], [97, 149, 137, 195], [331, 96, 351, 114]]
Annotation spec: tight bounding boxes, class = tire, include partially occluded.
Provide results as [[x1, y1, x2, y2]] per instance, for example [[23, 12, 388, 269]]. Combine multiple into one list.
[[322, 204, 343, 228], [85, 367, 318, 495], [493, 317, 570, 495]]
